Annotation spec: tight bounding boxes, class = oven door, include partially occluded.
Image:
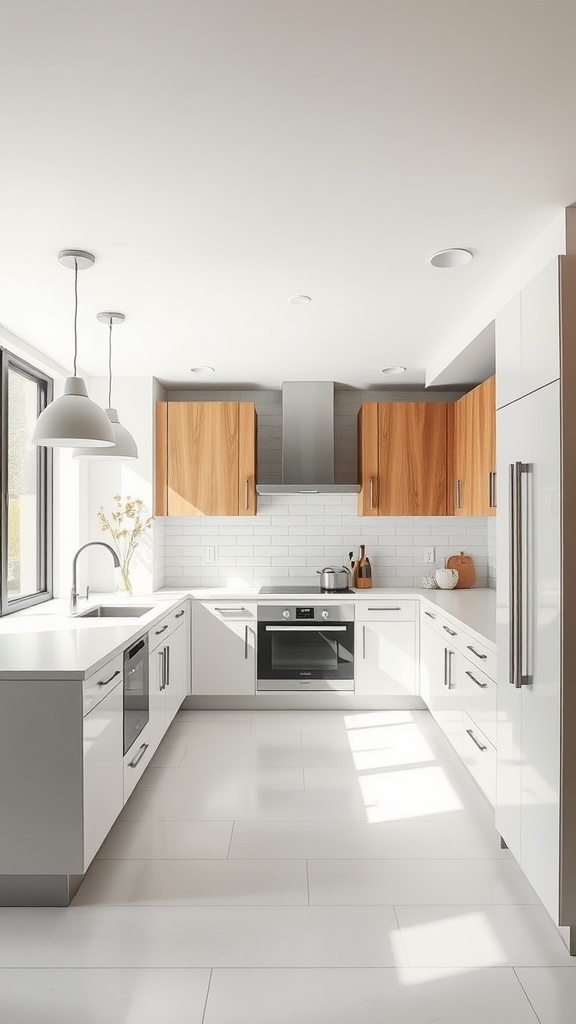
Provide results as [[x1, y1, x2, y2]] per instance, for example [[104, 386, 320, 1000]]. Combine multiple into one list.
[[257, 621, 354, 691]]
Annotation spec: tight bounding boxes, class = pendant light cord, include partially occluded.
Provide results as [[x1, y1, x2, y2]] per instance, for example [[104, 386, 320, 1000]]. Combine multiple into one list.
[[108, 320, 113, 409], [73, 258, 79, 376]]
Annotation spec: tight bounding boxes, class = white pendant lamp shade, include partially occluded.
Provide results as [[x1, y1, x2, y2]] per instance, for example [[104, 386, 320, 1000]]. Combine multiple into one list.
[[73, 408, 138, 459], [33, 249, 115, 448], [73, 311, 138, 460], [32, 376, 115, 447]]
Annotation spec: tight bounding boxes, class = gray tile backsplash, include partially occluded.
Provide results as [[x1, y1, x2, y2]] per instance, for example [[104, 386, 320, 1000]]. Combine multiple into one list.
[[158, 494, 490, 589]]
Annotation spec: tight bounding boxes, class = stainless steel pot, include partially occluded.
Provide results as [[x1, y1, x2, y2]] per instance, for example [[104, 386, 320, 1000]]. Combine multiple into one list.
[[316, 566, 351, 591]]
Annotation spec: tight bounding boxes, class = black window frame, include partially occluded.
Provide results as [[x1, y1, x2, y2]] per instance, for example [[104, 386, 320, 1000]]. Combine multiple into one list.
[[0, 348, 53, 615]]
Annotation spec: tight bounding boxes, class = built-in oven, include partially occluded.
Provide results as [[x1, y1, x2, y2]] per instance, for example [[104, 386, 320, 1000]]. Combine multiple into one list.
[[257, 604, 354, 691], [123, 634, 149, 755]]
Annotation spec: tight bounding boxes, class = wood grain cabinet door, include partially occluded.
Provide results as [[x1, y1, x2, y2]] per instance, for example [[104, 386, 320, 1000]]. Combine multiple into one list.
[[452, 391, 474, 516], [471, 376, 496, 516], [357, 403, 379, 515], [378, 403, 448, 516], [155, 401, 256, 516]]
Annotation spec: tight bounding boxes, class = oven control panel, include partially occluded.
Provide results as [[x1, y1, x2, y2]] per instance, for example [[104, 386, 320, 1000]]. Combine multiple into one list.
[[257, 604, 353, 623]]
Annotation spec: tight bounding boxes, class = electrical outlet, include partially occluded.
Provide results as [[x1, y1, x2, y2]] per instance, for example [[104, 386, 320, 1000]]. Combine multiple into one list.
[[205, 546, 215, 564], [424, 547, 435, 564]]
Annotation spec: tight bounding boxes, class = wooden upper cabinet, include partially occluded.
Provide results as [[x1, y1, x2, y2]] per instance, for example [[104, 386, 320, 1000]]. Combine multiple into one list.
[[155, 402, 257, 516], [358, 402, 448, 516], [451, 376, 496, 517]]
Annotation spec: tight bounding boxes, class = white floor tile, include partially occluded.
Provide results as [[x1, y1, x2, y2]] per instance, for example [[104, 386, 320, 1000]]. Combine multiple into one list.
[[395, 905, 576, 967], [0, 906, 404, 967], [515, 967, 576, 1024], [308, 858, 540, 906], [96, 819, 233, 859], [229, 820, 455, 860], [179, 738, 357, 769], [0, 968, 210, 1024], [148, 736, 189, 768], [204, 967, 539, 1024], [120, 785, 367, 822], [137, 764, 305, 792], [74, 858, 308, 906], [440, 820, 513, 859]]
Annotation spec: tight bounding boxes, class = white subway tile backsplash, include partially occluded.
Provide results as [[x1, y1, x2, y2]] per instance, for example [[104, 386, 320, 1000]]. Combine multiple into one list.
[[155, 493, 491, 589]]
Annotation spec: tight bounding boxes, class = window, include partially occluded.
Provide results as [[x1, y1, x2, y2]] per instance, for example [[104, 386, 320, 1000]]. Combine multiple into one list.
[[1, 349, 53, 614]]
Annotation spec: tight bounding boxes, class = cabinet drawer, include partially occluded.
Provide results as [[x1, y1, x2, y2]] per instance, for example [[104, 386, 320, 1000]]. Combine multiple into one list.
[[356, 600, 417, 622], [83, 653, 123, 716], [123, 723, 152, 802], [458, 631, 496, 681], [462, 712, 496, 806], [461, 661, 497, 747], [149, 601, 189, 653], [421, 608, 462, 641]]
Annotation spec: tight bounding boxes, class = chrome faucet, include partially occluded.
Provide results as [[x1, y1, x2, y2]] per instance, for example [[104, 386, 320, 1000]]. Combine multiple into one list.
[[70, 542, 121, 614]]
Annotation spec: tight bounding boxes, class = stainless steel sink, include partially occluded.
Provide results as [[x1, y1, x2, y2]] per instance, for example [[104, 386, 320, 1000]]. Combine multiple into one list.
[[77, 605, 153, 618]]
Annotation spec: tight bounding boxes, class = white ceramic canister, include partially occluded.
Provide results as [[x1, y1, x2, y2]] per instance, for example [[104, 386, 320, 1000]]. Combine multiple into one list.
[[435, 568, 459, 589]]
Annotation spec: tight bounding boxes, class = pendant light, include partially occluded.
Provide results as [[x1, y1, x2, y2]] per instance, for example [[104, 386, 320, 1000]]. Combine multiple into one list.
[[73, 312, 138, 460], [32, 250, 115, 447]]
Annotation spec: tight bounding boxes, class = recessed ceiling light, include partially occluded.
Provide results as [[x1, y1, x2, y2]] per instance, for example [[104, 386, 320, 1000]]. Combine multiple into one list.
[[427, 248, 473, 268], [287, 294, 311, 304], [381, 365, 407, 375], [190, 365, 215, 375]]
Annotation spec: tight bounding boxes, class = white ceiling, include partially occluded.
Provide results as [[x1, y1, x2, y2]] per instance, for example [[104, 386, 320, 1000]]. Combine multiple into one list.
[[1, 0, 576, 389]]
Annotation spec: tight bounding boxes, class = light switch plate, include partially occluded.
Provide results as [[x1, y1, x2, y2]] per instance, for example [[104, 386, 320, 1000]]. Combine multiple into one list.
[[205, 546, 215, 564], [424, 547, 435, 564]]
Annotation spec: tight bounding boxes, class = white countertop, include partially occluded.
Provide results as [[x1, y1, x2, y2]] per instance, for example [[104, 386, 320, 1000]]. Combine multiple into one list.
[[0, 593, 184, 680], [0, 586, 495, 680]]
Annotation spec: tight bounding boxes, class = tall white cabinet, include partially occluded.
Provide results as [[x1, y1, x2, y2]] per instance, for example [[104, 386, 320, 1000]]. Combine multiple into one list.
[[495, 254, 576, 938]]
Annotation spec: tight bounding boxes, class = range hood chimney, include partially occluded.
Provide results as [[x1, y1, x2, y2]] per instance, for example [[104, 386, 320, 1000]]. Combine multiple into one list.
[[256, 381, 360, 494]]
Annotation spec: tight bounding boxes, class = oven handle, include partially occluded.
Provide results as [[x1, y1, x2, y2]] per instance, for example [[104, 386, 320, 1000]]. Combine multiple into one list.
[[264, 625, 348, 632]]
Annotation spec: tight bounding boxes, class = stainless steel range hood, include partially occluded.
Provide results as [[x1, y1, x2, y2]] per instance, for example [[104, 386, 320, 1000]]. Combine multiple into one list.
[[256, 381, 360, 494]]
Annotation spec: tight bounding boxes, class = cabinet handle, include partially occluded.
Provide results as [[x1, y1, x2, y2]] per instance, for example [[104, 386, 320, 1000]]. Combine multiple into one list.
[[97, 669, 120, 687], [175, 610, 185, 618], [466, 728, 487, 752], [159, 649, 165, 691], [244, 625, 249, 660], [467, 645, 487, 660], [369, 479, 375, 510], [424, 611, 436, 619], [463, 671, 485, 688], [155, 624, 168, 635], [443, 646, 448, 687], [128, 742, 149, 768], [368, 606, 401, 611], [446, 649, 454, 689], [245, 478, 249, 511], [363, 624, 366, 660], [215, 606, 248, 613], [489, 471, 497, 509], [165, 644, 170, 687], [443, 625, 457, 637], [455, 479, 463, 510]]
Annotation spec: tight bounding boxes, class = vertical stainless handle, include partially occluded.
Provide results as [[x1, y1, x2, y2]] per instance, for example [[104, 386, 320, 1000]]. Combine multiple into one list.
[[455, 479, 463, 509], [244, 625, 249, 660], [245, 478, 249, 510], [159, 649, 165, 691], [443, 646, 448, 687], [363, 624, 366, 659], [369, 479, 375, 509], [165, 644, 170, 687], [509, 461, 523, 688], [489, 471, 497, 508], [446, 649, 454, 689]]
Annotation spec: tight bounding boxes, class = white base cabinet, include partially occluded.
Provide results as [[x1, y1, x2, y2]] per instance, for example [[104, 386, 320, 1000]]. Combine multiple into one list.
[[83, 677, 123, 868], [355, 601, 418, 696], [149, 600, 190, 755], [192, 601, 256, 696]]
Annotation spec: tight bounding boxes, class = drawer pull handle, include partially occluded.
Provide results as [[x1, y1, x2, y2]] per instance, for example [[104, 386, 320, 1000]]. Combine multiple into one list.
[[175, 610, 185, 618], [465, 670, 487, 689], [443, 625, 457, 636], [467, 645, 487, 660], [128, 742, 149, 768], [155, 624, 169, 635], [424, 611, 436, 619], [466, 728, 487, 752], [97, 669, 120, 687], [368, 606, 401, 611]]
